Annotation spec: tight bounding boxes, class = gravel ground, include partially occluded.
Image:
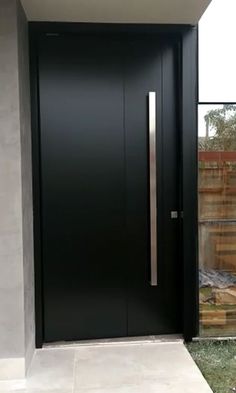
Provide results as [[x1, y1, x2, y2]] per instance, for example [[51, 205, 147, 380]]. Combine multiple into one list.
[[187, 341, 236, 393]]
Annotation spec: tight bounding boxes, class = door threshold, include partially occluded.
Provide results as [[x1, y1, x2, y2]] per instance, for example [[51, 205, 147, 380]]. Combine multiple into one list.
[[43, 334, 183, 349]]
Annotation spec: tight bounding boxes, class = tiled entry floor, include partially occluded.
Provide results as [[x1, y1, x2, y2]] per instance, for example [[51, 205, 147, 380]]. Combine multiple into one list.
[[0, 341, 212, 393]]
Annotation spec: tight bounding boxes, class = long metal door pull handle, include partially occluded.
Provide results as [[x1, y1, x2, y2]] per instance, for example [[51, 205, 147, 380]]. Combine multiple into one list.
[[149, 91, 157, 286]]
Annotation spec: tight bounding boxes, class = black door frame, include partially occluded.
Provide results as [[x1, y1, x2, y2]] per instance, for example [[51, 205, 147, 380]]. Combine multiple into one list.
[[29, 22, 198, 347]]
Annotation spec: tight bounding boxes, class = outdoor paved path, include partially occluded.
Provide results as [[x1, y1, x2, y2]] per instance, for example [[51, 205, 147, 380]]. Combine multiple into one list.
[[0, 340, 213, 393]]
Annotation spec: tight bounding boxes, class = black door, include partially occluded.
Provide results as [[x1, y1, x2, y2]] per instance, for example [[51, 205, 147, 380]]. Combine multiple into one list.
[[38, 33, 181, 342]]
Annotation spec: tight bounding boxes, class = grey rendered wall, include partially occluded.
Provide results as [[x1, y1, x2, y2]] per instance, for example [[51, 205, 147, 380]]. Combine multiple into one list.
[[17, 0, 35, 372], [0, 0, 35, 378]]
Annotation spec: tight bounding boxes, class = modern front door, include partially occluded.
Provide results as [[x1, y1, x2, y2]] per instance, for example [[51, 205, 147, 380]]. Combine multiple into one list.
[[38, 33, 182, 342]]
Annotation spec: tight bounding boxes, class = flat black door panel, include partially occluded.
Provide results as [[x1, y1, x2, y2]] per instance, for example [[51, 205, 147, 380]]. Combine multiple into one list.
[[39, 36, 127, 341], [125, 38, 180, 335], [38, 33, 181, 342]]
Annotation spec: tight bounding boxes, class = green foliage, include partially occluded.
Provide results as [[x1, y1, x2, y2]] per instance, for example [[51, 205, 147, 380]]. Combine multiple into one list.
[[187, 340, 236, 393], [199, 105, 236, 151]]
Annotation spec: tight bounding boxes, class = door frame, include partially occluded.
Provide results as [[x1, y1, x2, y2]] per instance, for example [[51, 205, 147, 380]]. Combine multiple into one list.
[[29, 22, 198, 347]]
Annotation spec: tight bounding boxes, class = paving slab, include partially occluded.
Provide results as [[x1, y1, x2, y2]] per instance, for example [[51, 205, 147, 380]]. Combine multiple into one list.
[[74, 342, 213, 393], [0, 342, 213, 393]]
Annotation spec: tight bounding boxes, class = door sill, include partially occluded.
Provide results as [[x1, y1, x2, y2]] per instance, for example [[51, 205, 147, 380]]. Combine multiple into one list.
[[43, 334, 183, 349]]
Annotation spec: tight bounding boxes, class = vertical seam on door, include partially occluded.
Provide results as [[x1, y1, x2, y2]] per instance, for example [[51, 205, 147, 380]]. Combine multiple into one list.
[[123, 39, 129, 337]]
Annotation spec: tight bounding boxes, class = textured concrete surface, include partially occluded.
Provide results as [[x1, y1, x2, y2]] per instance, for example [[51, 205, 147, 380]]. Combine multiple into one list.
[[0, 0, 25, 362], [0, 0, 34, 377], [17, 0, 35, 373], [0, 342, 213, 392]]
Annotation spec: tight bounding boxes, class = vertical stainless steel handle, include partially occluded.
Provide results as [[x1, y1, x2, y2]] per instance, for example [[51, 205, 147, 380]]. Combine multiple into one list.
[[149, 92, 157, 286]]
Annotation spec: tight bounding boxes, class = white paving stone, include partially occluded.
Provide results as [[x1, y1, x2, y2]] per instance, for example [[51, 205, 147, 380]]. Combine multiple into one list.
[[74, 342, 213, 392], [0, 342, 213, 393], [26, 348, 75, 391]]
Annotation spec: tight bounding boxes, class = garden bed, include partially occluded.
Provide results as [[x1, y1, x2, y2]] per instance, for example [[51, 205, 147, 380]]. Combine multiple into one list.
[[187, 340, 236, 393]]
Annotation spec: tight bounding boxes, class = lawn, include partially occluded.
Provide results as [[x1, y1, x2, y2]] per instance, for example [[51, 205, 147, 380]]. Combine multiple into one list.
[[187, 341, 236, 393]]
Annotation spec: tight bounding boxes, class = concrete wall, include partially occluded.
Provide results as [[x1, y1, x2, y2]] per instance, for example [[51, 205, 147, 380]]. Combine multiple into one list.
[[0, 0, 35, 379], [17, 0, 35, 373]]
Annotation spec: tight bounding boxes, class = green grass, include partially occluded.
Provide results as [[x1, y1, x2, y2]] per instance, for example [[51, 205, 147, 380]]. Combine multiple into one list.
[[187, 341, 236, 393]]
